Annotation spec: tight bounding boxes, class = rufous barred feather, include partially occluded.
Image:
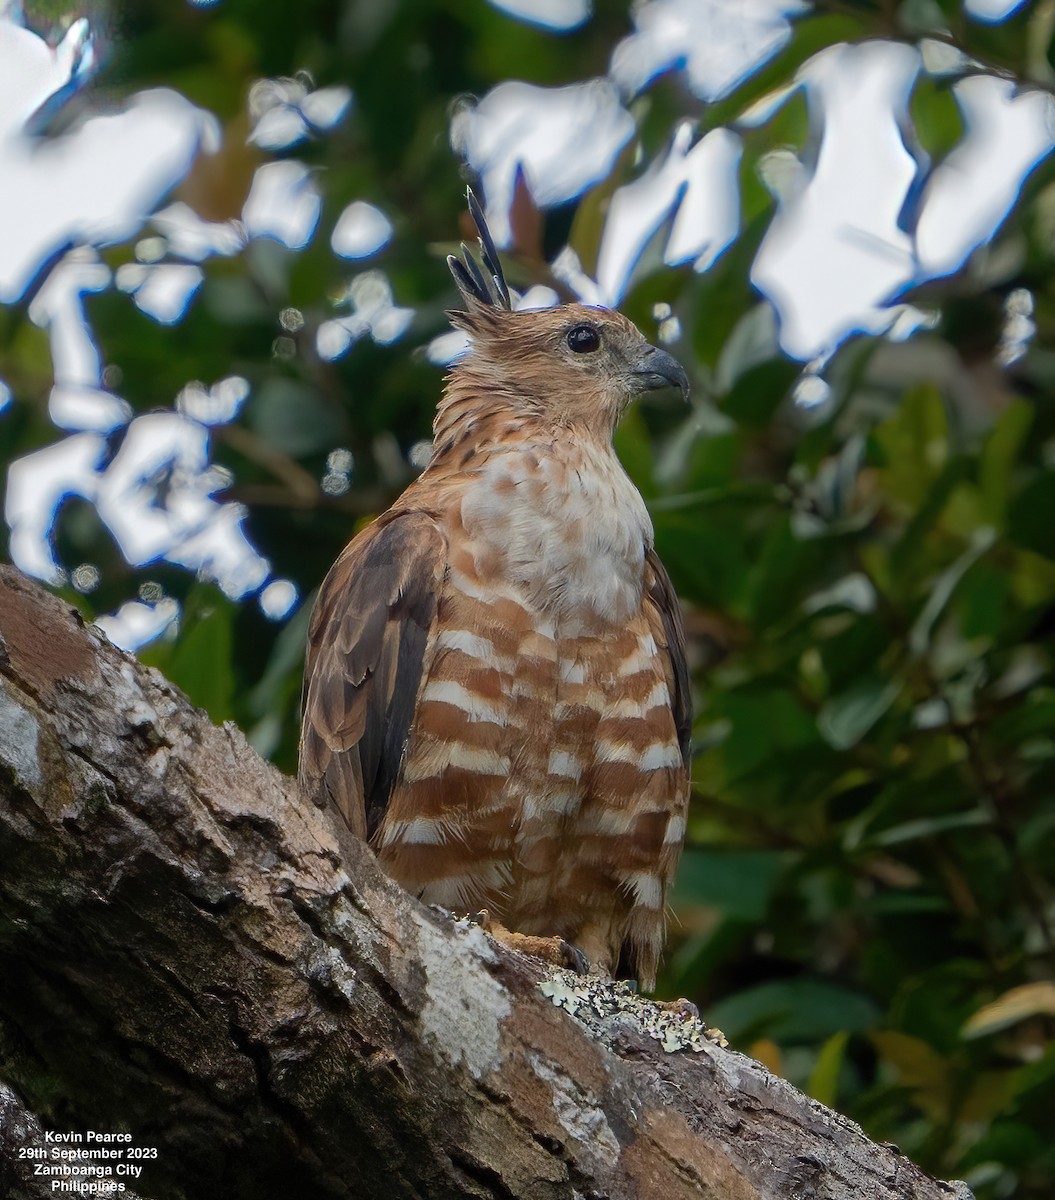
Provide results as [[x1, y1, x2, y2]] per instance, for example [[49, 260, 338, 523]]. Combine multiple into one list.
[[299, 189, 691, 990]]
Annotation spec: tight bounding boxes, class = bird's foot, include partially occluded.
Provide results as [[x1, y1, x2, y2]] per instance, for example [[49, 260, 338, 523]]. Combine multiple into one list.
[[653, 996, 700, 1021], [621, 983, 702, 1021], [656, 996, 728, 1048], [469, 910, 590, 974]]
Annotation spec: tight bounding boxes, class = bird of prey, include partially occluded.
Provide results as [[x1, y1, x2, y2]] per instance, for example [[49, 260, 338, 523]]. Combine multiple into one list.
[[299, 190, 691, 990]]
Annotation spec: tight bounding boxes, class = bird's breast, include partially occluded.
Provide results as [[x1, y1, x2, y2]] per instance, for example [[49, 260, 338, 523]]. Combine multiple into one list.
[[456, 442, 653, 628]]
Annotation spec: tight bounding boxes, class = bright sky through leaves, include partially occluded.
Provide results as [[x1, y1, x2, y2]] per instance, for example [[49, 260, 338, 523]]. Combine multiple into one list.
[[1, 0, 1052, 647]]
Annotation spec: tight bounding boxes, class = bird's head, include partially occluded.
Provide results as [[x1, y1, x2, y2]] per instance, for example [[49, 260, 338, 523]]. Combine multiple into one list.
[[442, 190, 689, 443]]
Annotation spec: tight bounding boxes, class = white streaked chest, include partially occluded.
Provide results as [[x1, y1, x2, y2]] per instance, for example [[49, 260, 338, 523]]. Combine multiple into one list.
[[457, 439, 653, 626]]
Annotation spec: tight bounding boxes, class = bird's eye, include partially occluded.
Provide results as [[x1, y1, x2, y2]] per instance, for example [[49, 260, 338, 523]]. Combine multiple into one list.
[[566, 324, 601, 354]]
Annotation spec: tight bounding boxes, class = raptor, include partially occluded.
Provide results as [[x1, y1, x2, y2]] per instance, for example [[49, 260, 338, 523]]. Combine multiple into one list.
[[299, 191, 691, 990]]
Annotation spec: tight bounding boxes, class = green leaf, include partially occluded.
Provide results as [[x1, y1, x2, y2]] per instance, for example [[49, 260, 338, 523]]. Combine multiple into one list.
[[909, 73, 965, 162], [956, 559, 1009, 639], [808, 1031, 849, 1107], [909, 526, 996, 655], [873, 383, 950, 509], [870, 1029, 951, 1117], [979, 399, 1032, 527], [246, 597, 314, 758], [670, 849, 786, 921], [870, 808, 991, 848], [888, 458, 968, 587], [719, 690, 820, 778], [653, 513, 751, 610], [613, 403, 657, 498], [1008, 470, 1055, 560], [715, 304, 780, 392], [708, 979, 880, 1044], [963, 983, 1055, 1039], [747, 515, 821, 626], [140, 585, 235, 724], [660, 919, 754, 998], [818, 676, 900, 750], [722, 359, 799, 427]]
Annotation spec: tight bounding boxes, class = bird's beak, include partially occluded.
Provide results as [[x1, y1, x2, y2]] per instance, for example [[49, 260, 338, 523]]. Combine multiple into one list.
[[628, 345, 691, 402]]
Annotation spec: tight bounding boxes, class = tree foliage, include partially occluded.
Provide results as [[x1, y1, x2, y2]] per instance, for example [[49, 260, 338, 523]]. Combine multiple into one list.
[[2, 3, 1055, 1197]]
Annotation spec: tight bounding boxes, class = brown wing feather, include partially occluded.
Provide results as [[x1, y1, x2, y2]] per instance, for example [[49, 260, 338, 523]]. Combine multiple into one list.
[[299, 512, 448, 840], [643, 546, 692, 768]]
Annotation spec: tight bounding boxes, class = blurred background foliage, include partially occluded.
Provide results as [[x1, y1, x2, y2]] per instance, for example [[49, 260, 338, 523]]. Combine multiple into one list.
[[3, 1, 1055, 1197]]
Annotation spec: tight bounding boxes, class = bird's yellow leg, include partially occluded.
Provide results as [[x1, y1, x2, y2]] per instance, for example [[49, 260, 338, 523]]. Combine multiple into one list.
[[472, 910, 590, 974]]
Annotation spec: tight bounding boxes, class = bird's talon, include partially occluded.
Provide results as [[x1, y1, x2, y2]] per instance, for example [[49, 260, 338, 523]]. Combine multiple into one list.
[[561, 942, 590, 975], [656, 996, 699, 1021]]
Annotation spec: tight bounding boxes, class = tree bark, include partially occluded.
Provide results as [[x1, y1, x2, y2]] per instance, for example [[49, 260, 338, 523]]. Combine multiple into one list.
[[0, 566, 974, 1200]]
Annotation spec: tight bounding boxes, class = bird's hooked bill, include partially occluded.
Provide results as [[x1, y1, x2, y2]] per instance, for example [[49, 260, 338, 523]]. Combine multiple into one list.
[[629, 345, 691, 402]]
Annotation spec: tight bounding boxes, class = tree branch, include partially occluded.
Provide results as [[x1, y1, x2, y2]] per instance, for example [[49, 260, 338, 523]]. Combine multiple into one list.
[[0, 566, 974, 1200]]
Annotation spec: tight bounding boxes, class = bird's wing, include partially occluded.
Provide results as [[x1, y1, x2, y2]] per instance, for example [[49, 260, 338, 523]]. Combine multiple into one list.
[[299, 511, 448, 840], [643, 546, 692, 769]]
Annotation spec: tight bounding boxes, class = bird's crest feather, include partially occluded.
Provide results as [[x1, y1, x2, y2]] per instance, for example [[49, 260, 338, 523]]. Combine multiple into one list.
[[447, 187, 511, 312]]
